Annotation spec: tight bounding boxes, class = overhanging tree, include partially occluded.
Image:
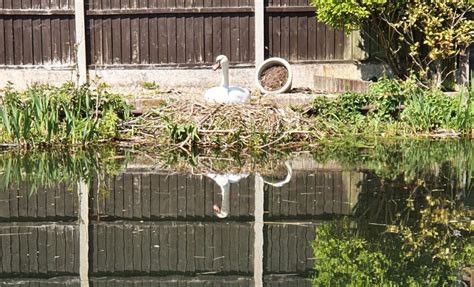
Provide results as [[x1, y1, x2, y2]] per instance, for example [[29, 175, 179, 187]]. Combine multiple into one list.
[[310, 0, 474, 88]]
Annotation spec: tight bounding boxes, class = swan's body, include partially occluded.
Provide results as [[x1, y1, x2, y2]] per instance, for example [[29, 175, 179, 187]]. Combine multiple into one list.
[[204, 86, 250, 104], [204, 55, 250, 104], [206, 173, 249, 218]]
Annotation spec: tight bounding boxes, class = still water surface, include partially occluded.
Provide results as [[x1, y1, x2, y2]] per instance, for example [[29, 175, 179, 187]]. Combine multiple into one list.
[[0, 140, 472, 286]]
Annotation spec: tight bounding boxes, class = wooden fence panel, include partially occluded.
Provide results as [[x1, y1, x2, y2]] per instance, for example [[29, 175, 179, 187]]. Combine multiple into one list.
[[0, 224, 78, 276], [0, 0, 374, 67], [0, 3, 75, 66], [264, 170, 363, 219], [264, 224, 316, 274], [90, 172, 255, 220], [85, 1, 255, 66], [90, 221, 254, 274], [89, 277, 254, 286], [265, 0, 356, 61], [0, 278, 81, 287], [0, 183, 78, 221]]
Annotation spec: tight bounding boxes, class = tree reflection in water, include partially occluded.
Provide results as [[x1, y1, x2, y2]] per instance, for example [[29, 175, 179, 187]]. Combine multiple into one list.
[[312, 174, 473, 286]]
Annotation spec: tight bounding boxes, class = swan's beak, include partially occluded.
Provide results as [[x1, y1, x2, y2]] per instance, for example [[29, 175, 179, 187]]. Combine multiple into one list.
[[213, 204, 228, 218], [212, 62, 221, 71]]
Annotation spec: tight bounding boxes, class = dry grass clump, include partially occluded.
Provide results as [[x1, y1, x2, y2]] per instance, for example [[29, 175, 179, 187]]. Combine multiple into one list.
[[122, 100, 320, 151]]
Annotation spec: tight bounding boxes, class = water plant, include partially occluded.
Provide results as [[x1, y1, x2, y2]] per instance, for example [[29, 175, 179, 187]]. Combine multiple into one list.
[[0, 82, 130, 146]]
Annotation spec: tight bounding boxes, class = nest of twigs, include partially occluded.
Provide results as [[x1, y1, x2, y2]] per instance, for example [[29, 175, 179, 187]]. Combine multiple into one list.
[[122, 100, 320, 152]]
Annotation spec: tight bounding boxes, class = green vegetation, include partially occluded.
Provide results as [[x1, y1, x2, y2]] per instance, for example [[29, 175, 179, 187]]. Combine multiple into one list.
[[0, 79, 472, 152], [141, 81, 159, 90], [310, 137, 474, 286], [310, 78, 474, 136], [310, 0, 473, 88], [129, 79, 473, 153], [0, 82, 130, 146], [0, 147, 129, 194]]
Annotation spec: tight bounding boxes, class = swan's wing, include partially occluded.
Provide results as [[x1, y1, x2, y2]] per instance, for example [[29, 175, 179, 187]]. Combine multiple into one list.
[[205, 86, 249, 104], [227, 87, 250, 103], [227, 173, 250, 183], [204, 87, 228, 103], [206, 173, 229, 186]]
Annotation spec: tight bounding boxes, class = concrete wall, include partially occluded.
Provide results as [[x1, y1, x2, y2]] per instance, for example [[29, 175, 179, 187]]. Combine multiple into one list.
[[0, 62, 388, 92]]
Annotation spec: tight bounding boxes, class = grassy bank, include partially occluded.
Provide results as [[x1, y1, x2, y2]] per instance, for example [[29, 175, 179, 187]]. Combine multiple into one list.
[[0, 79, 472, 150]]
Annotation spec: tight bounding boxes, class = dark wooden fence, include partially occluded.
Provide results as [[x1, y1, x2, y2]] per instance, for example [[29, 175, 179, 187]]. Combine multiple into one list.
[[0, 170, 362, 221], [0, 224, 78, 275], [0, 0, 366, 69], [86, 0, 256, 67], [265, 0, 358, 62], [0, 222, 315, 276], [90, 221, 254, 274], [0, 182, 78, 221], [90, 173, 256, 220], [89, 170, 361, 220], [0, 0, 76, 66]]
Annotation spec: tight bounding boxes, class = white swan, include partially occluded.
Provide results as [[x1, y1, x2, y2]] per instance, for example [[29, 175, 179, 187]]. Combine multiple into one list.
[[206, 173, 249, 218], [204, 55, 250, 104]]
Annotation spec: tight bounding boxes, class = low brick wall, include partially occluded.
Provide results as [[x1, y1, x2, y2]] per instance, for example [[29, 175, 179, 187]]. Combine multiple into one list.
[[314, 75, 371, 93]]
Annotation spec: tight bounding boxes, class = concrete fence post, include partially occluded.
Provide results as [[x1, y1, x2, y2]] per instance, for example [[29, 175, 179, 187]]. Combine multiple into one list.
[[78, 180, 89, 287], [255, 0, 265, 67], [74, 0, 88, 85]]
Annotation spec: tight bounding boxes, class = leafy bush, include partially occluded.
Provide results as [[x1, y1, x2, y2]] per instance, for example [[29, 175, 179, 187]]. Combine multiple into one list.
[[310, 0, 474, 88], [0, 82, 130, 146], [311, 92, 369, 124], [310, 78, 474, 135], [311, 79, 408, 125]]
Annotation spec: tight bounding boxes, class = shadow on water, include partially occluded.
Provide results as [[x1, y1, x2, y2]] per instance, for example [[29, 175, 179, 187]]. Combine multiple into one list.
[[0, 139, 471, 286]]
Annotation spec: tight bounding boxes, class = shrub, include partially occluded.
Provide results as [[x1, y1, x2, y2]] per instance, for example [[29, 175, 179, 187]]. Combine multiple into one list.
[[310, 0, 474, 88], [310, 78, 474, 135]]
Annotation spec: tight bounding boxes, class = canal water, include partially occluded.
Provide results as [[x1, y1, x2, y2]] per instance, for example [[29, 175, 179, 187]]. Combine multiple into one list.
[[0, 140, 472, 286]]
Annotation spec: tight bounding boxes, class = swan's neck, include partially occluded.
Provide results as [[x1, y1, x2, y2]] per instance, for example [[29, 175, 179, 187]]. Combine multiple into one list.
[[220, 62, 229, 88], [214, 183, 230, 218], [220, 184, 230, 215]]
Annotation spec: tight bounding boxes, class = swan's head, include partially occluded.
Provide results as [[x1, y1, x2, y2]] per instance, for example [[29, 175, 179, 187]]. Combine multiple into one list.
[[213, 204, 229, 218], [212, 55, 229, 71]]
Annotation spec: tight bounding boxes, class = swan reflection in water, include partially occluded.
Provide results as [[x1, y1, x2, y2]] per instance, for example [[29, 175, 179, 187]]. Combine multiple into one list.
[[206, 162, 293, 218]]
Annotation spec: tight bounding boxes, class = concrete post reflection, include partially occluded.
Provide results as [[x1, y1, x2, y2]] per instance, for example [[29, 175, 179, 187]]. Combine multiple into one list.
[[254, 175, 265, 287], [78, 180, 89, 287]]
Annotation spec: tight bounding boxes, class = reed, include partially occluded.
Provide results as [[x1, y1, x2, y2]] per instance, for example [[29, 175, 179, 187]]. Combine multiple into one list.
[[0, 82, 130, 146]]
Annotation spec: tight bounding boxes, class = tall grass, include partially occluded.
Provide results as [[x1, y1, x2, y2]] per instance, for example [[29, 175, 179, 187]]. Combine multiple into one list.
[[401, 82, 474, 132], [0, 82, 130, 146], [310, 77, 474, 136]]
